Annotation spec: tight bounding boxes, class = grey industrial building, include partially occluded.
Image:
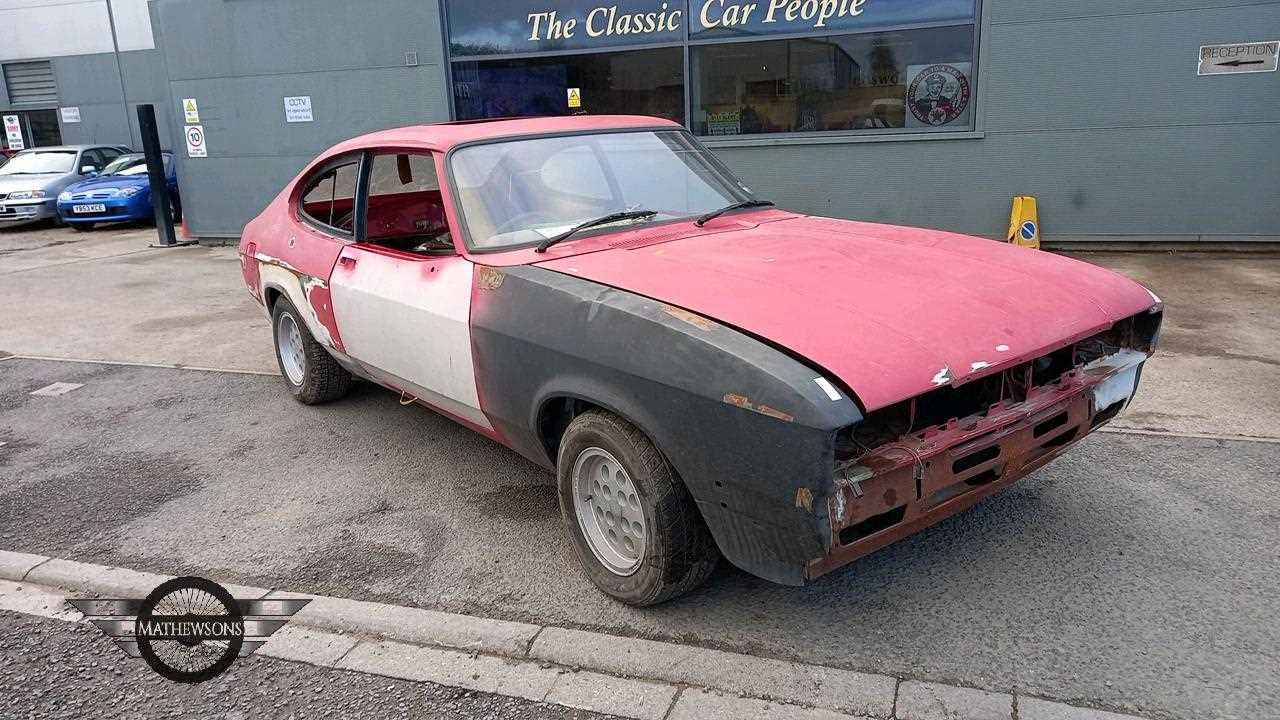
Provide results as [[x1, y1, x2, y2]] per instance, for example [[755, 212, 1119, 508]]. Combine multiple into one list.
[[3, 0, 1277, 245]]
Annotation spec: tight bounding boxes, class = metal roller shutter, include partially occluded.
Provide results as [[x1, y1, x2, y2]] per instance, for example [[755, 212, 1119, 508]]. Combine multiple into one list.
[[4, 61, 58, 105]]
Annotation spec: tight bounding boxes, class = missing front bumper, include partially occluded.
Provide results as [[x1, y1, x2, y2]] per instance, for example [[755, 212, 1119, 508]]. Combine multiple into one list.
[[806, 349, 1147, 581]]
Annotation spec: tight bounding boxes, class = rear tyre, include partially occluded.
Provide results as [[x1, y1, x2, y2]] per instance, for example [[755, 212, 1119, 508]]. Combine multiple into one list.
[[271, 296, 351, 405], [71, 222, 95, 232], [557, 410, 719, 606]]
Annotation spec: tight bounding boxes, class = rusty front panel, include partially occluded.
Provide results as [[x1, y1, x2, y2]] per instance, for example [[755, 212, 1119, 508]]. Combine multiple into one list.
[[808, 352, 1142, 580]]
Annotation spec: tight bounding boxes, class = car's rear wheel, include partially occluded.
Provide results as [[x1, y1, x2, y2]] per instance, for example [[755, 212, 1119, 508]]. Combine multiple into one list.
[[271, 296, 351, 404], [71, 222, 95, 232], [557, 410, 718, 606]]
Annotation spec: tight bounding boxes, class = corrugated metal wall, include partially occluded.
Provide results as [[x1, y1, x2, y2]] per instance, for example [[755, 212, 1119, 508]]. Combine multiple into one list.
[[145, 0, 1280, 242], [713, 1, 1280, 242], [3, 62, 58, 105], [150, 0, 452, 237]]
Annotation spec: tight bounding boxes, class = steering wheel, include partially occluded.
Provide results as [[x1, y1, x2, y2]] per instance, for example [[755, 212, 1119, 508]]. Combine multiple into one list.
[[493, 210, 560, 236]]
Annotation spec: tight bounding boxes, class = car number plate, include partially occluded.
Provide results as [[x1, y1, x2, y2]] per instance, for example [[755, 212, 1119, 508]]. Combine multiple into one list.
[[74, 203, 106, 214]]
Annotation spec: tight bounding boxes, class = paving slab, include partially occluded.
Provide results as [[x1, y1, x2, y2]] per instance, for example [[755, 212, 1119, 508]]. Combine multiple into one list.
[[530, 626, 897, 717], [337, 639, 562, 703], [668, 688, 870, 720], [0, 549, 49, 581], [544, 670, 677, 720], [258, 623, 360, 666], [0, 579, 80, 620], [896, 680, 1013, 720], [24, 558, 172, 598], [266, 590, 542, 657]]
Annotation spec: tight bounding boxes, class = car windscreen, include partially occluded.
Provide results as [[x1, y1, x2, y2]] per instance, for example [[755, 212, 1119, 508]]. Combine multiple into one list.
[[103, 154, 172, 177], [102, 155, 144, 175], [449, 130, 747, 251], [0, 151, 77, 175]]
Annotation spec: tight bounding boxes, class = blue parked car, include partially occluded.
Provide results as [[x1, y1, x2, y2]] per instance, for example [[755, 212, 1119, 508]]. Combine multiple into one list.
[[56, 152, 180, 231]]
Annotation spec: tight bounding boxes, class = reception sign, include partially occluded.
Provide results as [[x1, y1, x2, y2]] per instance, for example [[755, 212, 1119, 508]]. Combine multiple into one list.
[[446, 0, 974, 56]]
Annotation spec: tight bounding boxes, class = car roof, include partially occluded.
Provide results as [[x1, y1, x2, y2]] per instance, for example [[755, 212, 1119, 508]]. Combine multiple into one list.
[[324, 115, 683, 156], [16, 144, 128, 153]]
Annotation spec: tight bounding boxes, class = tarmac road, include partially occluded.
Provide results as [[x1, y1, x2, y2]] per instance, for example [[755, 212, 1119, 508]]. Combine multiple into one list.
[[1, 357, 1276, 720], [0, 610, 616, 720]]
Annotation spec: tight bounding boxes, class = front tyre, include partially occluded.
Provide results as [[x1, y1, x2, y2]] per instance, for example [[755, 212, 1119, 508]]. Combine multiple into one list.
[[271, 296, 351, 404], [557, 410, 719, 606]]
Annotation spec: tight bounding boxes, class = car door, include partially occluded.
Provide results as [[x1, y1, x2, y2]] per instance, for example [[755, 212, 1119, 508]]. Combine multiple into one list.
[[328, 150, 491, 431]]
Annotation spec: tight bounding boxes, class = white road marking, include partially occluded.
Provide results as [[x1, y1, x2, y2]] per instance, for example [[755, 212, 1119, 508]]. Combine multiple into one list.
[[30, 382, 84, 397], [5, 355, 279, 376]]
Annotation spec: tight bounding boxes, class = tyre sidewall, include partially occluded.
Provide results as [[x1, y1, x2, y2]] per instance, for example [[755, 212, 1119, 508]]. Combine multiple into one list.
[[271, 297, 314, 401], [556, 414, 678, 605]]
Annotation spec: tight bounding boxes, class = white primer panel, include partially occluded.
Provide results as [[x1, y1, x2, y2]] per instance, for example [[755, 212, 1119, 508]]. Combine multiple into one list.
[[330, 249, 490, 430]]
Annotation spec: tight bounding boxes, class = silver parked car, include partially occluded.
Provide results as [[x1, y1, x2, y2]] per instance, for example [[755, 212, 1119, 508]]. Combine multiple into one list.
[[0, 145, 131, 226]]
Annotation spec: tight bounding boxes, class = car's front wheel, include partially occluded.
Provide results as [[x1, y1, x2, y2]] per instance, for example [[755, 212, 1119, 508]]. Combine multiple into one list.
[[271, 296, 351, 404], [557, 410, 719, 606]]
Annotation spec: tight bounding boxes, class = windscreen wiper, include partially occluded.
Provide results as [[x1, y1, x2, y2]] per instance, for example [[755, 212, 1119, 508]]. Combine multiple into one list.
[[534, 209, 657, 253], [694, 199, 775, 227]]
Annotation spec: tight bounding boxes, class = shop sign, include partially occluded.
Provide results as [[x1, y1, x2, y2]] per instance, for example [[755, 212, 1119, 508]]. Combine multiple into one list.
[[446, 0, 974, 55], [284, 95, 314, 123], [3, 115, 23, 150], [1197, 41, 1278, 75], [60, 107, 81, 123], [692, 0, 972, 38]]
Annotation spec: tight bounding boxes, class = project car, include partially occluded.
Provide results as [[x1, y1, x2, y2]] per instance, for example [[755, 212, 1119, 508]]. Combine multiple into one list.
[[239, 116, 1162, 605]]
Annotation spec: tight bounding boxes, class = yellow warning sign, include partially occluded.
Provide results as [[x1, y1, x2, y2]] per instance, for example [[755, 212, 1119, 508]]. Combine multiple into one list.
[[1007, 196, 1040, 249], [182, 98, 200, 124], [567, 87, 581, 109]]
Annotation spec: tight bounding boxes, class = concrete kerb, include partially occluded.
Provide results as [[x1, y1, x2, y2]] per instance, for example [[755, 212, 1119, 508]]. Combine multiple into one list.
[[0, 552, 1158, 720]]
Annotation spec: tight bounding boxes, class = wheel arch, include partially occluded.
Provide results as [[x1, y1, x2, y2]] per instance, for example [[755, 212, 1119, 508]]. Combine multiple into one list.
[[533, 389, 673, 473]]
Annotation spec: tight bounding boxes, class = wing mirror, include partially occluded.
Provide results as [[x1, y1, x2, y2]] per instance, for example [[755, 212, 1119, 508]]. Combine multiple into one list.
[[80, 165, 99, 176]]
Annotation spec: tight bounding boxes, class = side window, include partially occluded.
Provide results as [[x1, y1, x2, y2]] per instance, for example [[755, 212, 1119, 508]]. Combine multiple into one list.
[[99, 147, 122, 162], [299, 161, 358, 234], [80, 149, 105, 172], [364, 152, 453, 255]]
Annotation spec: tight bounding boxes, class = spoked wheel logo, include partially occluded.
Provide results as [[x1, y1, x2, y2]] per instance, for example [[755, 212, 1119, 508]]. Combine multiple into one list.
[[135, 577, 244, 683], [69, 576, 309, 684]]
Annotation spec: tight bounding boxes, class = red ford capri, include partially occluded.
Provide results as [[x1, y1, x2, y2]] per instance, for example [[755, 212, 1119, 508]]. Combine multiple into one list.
[[239, 115, 1162, 605]]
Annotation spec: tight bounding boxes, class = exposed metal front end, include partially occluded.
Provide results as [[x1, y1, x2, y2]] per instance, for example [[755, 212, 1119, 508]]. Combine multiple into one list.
[[808, 347, 1149, 581]]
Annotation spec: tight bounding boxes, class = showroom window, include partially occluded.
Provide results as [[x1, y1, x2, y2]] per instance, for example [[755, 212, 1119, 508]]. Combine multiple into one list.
[[452, 47, 684, 124], [443, 0, 979, 140], [691, 26, 975, 136]]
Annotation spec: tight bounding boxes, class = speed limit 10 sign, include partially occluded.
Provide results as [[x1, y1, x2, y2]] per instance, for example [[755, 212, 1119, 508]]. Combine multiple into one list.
[[185, 124, 207, 158]]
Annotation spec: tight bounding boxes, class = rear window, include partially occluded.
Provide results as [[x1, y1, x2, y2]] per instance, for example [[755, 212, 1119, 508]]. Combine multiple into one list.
[[299, 161, 359, 234]]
